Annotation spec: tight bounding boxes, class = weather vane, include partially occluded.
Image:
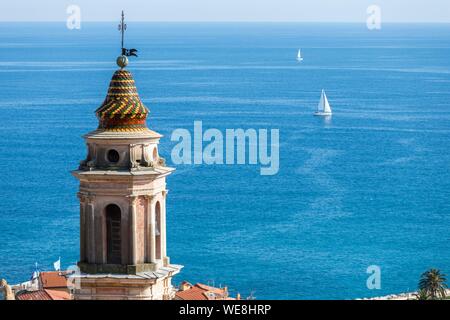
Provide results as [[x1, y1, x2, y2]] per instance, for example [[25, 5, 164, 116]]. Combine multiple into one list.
[[117, 11, 138, 68]]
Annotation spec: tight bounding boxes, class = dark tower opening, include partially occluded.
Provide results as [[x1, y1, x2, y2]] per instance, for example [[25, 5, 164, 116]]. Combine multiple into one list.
[[155, 201, 161, 260], [106, 204, 122, 264], [107, 149, 120, 163]]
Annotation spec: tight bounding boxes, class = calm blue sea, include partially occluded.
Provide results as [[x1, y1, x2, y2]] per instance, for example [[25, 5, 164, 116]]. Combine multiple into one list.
[[0, 22, 449, 299]]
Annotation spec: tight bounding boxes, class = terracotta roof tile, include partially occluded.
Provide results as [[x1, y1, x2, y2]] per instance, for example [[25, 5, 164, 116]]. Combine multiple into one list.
[[16, 290, 52, 300], [195, 283, 227, 295], [44, 289, 71, 300], [16, 289, 71, 301], [176, 283, 234, 300], [40, 271, 69, 289]]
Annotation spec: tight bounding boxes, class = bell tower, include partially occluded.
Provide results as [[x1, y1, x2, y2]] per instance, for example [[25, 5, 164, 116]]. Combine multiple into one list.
[[72, 14, 182, 300]]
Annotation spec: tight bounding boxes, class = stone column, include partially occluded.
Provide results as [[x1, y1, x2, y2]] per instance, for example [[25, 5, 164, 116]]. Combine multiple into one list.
[[129, 196, 138, 265], [78, 193, 87, 262], [87, 195, 96, 263], [144, 195, 156, 264]]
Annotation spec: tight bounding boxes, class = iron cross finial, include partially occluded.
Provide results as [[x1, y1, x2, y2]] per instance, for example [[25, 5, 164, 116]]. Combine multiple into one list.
[[118, 10, 127, 51]]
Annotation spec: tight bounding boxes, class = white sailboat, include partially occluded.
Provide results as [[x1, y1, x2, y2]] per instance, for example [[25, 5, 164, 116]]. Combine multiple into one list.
[[297, 49, 303, 62], [314, 89, 332, 116]]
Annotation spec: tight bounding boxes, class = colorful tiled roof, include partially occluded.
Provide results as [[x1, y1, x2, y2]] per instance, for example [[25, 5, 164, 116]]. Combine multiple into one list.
[[95, 69, 149, 132]]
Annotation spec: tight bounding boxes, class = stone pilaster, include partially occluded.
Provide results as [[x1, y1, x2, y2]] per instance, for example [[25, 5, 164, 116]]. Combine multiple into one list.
[[129, 196, 138, 265], [86, 195, 96, 263], [77, 193, 87, 262], [144, 195, 156, 264], [161, 190, 168, 263]]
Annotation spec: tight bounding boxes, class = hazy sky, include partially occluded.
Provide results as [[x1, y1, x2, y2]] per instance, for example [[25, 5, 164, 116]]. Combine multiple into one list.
[[1, 0, 449, 22]]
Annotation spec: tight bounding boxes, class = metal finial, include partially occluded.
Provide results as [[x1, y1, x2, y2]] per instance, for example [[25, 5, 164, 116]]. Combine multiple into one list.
[[118, 10, 127, 51], [116, 55, 128, 68], [116, 10, 138, 68]]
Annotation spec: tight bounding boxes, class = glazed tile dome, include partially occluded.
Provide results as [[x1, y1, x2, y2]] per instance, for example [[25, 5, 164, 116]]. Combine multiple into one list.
[[95, 69, 149, 131]]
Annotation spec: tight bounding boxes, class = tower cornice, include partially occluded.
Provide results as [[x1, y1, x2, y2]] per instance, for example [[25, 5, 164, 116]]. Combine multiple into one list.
[[71, 166, 175, 179], [83, 129, 163, 141]]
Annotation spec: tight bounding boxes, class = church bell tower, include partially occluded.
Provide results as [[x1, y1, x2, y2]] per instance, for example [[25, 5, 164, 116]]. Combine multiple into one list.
[[72, 13, 182, 300]]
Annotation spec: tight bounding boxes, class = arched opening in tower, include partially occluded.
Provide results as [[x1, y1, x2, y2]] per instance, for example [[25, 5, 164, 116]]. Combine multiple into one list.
[[105, 204, 122, 264], [155, 201, 162, 260]]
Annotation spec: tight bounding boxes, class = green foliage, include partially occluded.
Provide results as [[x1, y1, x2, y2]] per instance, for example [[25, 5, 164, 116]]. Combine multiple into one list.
[[414, 289, 430, 300], [418, 268, 448, 300]]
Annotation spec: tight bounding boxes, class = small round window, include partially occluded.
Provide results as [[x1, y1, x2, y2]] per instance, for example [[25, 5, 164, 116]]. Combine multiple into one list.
[[107, 149, 120, 163]]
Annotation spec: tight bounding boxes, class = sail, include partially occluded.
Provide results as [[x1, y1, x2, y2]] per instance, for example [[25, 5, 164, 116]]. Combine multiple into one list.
[[317, 90, 324, 112], [297, 49, 302, 60], [317, 90, 332, 114], [322, 91, 332, 114]]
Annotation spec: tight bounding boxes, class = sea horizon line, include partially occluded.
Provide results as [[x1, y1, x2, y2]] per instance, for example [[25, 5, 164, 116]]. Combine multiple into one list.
[[1, 20, 450, 25]]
